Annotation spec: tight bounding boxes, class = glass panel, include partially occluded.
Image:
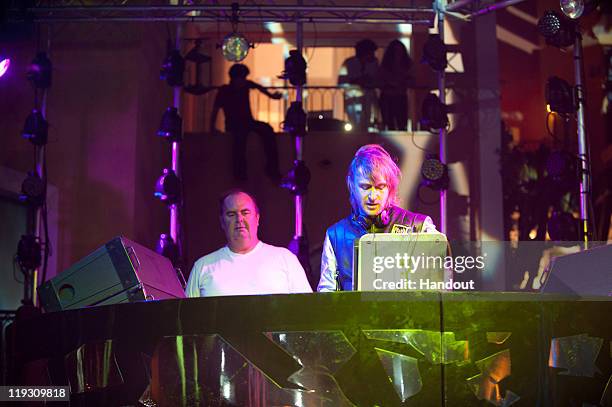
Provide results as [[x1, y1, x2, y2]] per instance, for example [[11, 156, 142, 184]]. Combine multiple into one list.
[[64, 339, 124, 393], [549, 334, 603, 377], [375, 348, 422, 402], [363, 329, 469, 365]]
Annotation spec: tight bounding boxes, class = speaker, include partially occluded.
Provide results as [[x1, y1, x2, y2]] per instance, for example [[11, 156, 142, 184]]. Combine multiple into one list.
[[39, 236, 185, 312], [541, 244, 612, 297]]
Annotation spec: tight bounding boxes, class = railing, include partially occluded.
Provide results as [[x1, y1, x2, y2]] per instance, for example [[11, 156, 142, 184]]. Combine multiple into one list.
[[190, 86, 421, 133]]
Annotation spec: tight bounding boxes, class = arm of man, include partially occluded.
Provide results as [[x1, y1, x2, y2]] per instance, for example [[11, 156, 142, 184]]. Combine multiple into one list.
[[250, 80, 282, 99], [317, 233, 339, 292], [185, 259, 202, 297], [282, 250, 313, 293]]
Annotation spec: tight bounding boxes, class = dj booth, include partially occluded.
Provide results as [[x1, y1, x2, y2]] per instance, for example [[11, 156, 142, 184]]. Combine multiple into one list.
[[9, 292, 612, 406]]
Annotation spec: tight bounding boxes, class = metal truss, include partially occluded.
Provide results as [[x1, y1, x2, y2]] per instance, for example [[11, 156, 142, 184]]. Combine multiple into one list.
[[7, 1, 437, 25]]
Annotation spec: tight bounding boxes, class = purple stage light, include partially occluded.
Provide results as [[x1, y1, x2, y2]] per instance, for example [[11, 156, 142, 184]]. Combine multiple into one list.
[[0, 58, 10, 78]]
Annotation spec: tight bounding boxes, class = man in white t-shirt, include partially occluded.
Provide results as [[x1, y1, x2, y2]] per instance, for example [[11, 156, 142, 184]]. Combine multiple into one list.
[[185, 189, 312, 297]]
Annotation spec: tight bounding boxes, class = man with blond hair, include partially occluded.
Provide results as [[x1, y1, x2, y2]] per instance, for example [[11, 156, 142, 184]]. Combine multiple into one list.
[[318, 144, 437, 291]]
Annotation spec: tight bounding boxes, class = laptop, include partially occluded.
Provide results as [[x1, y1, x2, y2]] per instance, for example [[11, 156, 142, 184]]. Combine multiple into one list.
[[355, 233, 448, 292]]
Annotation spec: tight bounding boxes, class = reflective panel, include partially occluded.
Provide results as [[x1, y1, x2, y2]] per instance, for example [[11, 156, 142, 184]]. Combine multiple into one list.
[[548, 334, 603, 377], [286, 367, 356, 406], [151, 335, 248, 406], [266, 331, 357, 406], [601, 374, 612, 406], [64, 339, 124, 393], [468, 350, 518, 406], [266, 331, 356, 373], [475, 350, 511, 383], [150, 334, 353, 407], [363, 329, 469, 365], [487, 332, 512, 345], [375, 348, 422, 402]]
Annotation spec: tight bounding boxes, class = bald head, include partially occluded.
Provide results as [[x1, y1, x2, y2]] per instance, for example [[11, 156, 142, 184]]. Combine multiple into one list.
[[219, 191, 260, 254]]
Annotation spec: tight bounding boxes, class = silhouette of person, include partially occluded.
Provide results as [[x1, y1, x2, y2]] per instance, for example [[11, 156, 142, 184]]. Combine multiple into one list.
[[338, 39, 379, 131], [210, 64, 283, 182], [379, 39, 414, 131]]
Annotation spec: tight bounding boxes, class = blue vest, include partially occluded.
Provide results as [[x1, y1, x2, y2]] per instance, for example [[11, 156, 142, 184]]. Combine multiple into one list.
[[326, 205, 428, 291]]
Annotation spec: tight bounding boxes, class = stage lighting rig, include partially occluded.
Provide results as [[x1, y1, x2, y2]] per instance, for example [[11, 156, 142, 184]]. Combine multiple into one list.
[[19, 171, 45, 207], [27, 52, 52, 89], [420, 93, 448, 132], [0, 54, 10, 78], [160, 41, 185, 87], [281, 160, 311, 196], [154, 168, 181, 205], [421, 156, 449, 190], [22, 109, 48, 146], [157, 107, 183, 142], [560, 0, 601, 19], [537, 10, 576, 48], [422, 34, 447, 72], [17, 235, 42, 272], [280, 50, 307, 86], [156, 233, 179, 266], [546, 76, 576, 115], [283, 101, 307, 137], [184, 39, 212, 95]]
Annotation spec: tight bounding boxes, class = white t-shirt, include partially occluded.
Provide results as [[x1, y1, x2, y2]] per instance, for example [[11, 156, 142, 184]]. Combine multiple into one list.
[[185, 241, 312, 297]]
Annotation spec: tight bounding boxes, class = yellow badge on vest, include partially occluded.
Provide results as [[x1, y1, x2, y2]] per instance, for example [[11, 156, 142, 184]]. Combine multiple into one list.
[[391, 224, 412, 234]]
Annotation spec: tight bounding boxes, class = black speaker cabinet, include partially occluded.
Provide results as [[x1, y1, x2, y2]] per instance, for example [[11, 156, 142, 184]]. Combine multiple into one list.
[[542, 244, 612, 297], [39, 237, 185, 312]]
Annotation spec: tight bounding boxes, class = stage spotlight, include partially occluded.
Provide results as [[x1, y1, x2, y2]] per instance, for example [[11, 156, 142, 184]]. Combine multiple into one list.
[[160, 44, 185, 87], [27, 52, 52, 89], [222, 32, 250, 62], [17, 235, 42, 272], [157, 107, 182, 141], [280, 50, 307, 86], [546, 76, 576, 114], [280, 160, 311, 195], [560, 0, 584, 19], [344, 122, 353, 132], [20, 171, 45, 207], [184, 39, 211, 64], [537, 10, 576, 48], [422, 34, 447, 72], [283, 101, 307, 136], [547, 210, 579, 241], [420, 93, 448, 132], [156, 233, 179, 265], [22, 109, 48, 146], [421, 156, 449, 190], [154, 168, 181, 204], [0, 55, 10, 78]]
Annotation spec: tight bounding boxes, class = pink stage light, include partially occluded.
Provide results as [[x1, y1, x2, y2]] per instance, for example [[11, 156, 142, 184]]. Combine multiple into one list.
[[0, 58, 10, 78]]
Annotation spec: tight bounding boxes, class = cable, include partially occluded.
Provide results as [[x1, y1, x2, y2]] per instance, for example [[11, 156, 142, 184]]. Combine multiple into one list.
[[410, 131, 435, 153]]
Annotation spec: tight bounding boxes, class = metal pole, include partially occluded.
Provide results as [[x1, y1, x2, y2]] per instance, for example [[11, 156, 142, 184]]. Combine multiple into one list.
[[468, 0, 527, 18], [437, 0, 447, 235], [445, 0, 476, 12], [294, 1, 304, 239], [31, 30, 52, 306], [170, 23, 182, 260], [574, 33, 590, 244]]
